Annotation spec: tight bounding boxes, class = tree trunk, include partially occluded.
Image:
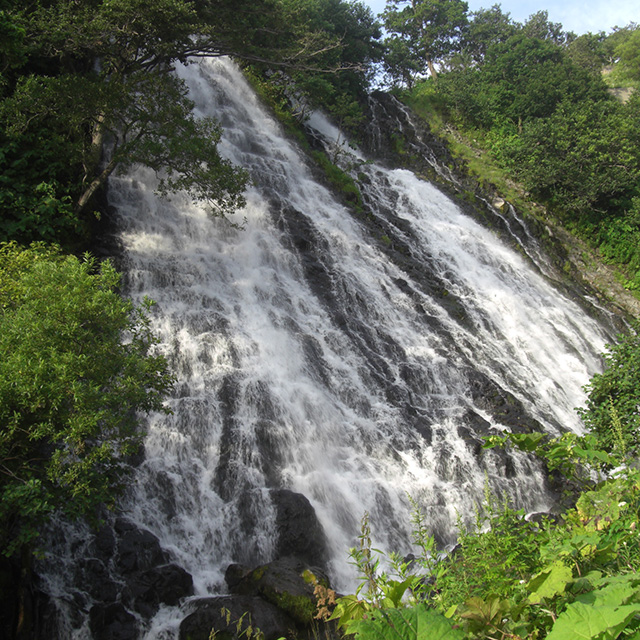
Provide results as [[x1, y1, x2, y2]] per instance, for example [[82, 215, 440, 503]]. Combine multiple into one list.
[[75, 154, 120, 214], [426, 56, 438, 81], [15, 546, 33, 640]]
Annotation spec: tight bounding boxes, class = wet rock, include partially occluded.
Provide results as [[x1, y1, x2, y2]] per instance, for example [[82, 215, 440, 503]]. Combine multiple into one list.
[[270, 489, 328, 568], [467, 369, 545, 434], [225, 563, 252, 592], [76, 558, 120, 603], [525, 511, 562, 525], [179, 595, 296, 640], [126, 563, 194, 618], [92, 524, 117, 560], [113, 517, 170, 574], [492, 197, 507, 212], [89, 602, 137, 640]]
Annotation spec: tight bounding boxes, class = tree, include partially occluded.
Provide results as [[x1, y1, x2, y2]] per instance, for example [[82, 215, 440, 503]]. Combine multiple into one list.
[[521, 10, 571, 45], [480, 34, 608, 127], [566, 32, 609, 75], [382, 0, 469, 83], [1, 0, 369, 245], [0, 0, 255, 230], [496, 95, 640, 220], [460, 4, 517, 66], [276, 0, 383, 115], [0, 242, 173, 556], [614, 26, 640, 82]]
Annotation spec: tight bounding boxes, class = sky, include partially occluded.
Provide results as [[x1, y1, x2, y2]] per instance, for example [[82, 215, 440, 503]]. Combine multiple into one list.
[[362, 0, 638, 35]]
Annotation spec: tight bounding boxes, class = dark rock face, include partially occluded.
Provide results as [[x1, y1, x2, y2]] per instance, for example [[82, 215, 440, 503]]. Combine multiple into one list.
[[89, 602, 138, 640], [179, 595, 297, 640], [113, 517, 171, 574], [29, 517, 194, 640], [125, 563, 194, 618], [466, 369, 545, 434], [180, 556, 334, 640], [270, 489, 329, 568]]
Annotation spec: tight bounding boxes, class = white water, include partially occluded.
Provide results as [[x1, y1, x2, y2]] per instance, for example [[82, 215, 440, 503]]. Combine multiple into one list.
[[101, 57, 612, 636]]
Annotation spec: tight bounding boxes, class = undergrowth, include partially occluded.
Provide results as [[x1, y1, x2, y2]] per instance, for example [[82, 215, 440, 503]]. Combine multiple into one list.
[[322, 431, 640, 640]]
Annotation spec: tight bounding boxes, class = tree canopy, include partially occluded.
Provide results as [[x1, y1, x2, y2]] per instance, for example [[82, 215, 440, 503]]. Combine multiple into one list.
[[0, 0, 381, 245], [382, 0, 469, 84]]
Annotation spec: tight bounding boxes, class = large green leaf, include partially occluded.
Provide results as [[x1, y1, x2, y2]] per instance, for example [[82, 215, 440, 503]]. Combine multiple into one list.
[[546, 601, 640, 640], [576, 574, 640, 608], [527, 561, 574, 604]]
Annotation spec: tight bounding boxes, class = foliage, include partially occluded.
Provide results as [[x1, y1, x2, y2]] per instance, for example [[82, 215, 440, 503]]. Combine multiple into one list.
[[457, 4, 517, 67], [348, 605, 464, 640], [405, 15, 640, 287], [251, 0, 382, 136], [434, 494, 545, 608], [483, 431, 619, 491], [381, 0, 469, 84], [578, 322, 640, 455], [607, 24, 640, 86], [0, 0, 384, 246], [333, 462, 640, 640], [311, 150, 364, 210], [0, 0, 257, 236], [0, 242, 173, 555], [495, 96, 640, 219]]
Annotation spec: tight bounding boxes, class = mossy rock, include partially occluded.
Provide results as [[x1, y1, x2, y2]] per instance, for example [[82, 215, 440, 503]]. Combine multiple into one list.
[[228, 557, 330, 626]]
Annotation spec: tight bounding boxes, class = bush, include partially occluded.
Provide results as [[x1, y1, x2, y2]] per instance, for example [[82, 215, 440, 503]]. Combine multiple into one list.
[[0, 242, 173, 555]]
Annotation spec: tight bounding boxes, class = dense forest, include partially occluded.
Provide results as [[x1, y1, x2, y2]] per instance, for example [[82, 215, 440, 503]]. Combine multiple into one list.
[[1, 0, 639, 639]]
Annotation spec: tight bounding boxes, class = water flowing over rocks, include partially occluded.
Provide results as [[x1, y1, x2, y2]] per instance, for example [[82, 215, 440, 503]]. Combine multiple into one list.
[[28, 56, 628, 639]]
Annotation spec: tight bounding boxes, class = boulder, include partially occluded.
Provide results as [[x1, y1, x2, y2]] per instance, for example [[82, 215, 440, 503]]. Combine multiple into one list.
[[126, 563, 194, 618], [227, 556, 329, 626], [492, 197, 507, 212], [269, 489, 328, 567], [89, 602, 137, 640], [179, 595, 296, 640], [113, 517, 170, 574]]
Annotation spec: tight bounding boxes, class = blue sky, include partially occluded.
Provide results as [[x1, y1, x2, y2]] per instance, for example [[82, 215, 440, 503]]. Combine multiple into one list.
[[362, 0, 638, 35]]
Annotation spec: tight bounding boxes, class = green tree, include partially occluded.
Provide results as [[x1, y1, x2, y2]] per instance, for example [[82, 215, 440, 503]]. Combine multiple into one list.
[[615, 27, 640, 82], [0, 0, 385, 245], [382, 0, 469, 84], [566, 32, 609, 75], [604, 22, 639, 64], [521, 9, 571, 45], [459, 4, 517, 66], [276, 0, 383, 119], [496, 95, 640, 221], [1, 0, 254, 234], [0, 242, 173, 556]]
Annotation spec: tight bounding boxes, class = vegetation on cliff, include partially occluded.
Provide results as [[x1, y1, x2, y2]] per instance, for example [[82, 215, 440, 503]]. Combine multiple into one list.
[[392, 6, 640, 292]]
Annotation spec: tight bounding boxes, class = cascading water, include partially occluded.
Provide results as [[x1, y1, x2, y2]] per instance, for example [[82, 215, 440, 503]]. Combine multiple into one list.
[[37, 56, 618, 638]]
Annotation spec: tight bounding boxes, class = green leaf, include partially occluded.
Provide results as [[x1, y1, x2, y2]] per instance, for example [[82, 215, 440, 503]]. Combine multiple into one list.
[[576, 574, 640, 608], [547, 601, 640, 640], [527, 561, 574, 604]]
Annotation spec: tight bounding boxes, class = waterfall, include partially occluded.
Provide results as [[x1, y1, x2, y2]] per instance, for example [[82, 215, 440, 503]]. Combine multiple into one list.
[[38, 56, 617, 638]]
